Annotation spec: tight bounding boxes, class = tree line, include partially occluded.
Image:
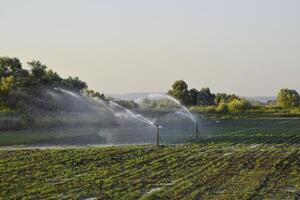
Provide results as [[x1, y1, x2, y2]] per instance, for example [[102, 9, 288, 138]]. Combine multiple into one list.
[[168, 80, 300, 113], [1, 56, 299, 114], [0, 56, 104, 111]]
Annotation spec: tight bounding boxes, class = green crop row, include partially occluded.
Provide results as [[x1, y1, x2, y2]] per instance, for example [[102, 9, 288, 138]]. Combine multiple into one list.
[[1, 137, 299, 199]]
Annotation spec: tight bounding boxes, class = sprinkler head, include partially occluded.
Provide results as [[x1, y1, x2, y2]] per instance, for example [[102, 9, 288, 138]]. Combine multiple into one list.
[[153, 123, 160, 128], [194, 121, 199, 139], [155, 123, 160, 147]]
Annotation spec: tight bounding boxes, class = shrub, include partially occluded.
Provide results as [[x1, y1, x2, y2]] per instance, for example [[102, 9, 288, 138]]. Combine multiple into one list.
[[190, 105, 216, 113], [228, 98, 251, 113], [215, 101, 228, 113], [276, 88, 299, 108]]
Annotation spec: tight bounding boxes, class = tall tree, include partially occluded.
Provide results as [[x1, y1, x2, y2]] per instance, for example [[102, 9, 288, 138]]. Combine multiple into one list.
[[227, 98, 251, 113], [168, 80, 189, 105], [188, 88, 199, 106], [277, 89, 299, 108], [62, 76, 87, 91], [0, 76, 14, 95], [28, 60, 47, 82], [214, 93, 239, 106], [0, 57, 29, 87], [197, 87, 215, 106]]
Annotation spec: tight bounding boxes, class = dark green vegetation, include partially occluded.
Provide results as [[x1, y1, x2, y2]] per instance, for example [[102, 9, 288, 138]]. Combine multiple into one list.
[[0, 56, 116, 133], [1, 56, 299, 119], [0, 56, 104, 113], [1, 119, 300, 199], [167, 80, 300, 117]]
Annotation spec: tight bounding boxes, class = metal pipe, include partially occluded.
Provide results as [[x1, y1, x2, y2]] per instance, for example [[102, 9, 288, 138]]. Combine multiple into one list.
[[195, 121, 199, 139], [156, 126, 160, 147], [153, 123, 160, 147]]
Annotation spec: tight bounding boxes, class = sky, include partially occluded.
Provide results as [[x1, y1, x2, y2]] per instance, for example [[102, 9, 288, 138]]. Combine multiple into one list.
[[0, 0, 300, 96]]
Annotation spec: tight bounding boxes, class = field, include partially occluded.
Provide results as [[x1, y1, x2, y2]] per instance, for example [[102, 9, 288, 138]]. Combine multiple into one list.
[[1, 119, 300, 199], [1, 118, 300, 146]]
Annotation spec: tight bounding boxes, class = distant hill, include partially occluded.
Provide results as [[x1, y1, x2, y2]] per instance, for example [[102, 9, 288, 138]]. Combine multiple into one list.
[[107, 92, 163, 100], [246, 96, 276, 103], [109, 93, 277, 104]]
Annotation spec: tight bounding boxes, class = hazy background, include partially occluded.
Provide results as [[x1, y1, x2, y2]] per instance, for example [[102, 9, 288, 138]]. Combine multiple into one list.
[[0, 0, 299, 96]]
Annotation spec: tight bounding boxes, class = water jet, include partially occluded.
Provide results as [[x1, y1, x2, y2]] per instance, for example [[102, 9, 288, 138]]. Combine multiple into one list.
[[140, 94, 200, 139], [107, 100, 161, 146]]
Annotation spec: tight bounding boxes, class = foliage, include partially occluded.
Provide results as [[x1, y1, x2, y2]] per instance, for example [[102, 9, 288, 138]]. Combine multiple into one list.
[[0, 57, 29, 87], [115, 100, 139, 109], [62, 76, 87, 91], [0, 76, 15, 111], [190, 105, 216, 113], [139, 98, 180, 111], [195, 87, 215, 106], [84, 89, 105, 99], [214, 93, 238, 105], [27, 60, 47, 84], [0, 56, 102, 113], [168, 80, 189, 105], [215, 100, 228, 113], [276, 88, 299, 108], [0, 75, 14, 95], [0, 56, 89, 92], [167, 81, 300, 118], [168, 80, 215, 106], [227, 98, 252, 113], [44, 69, 63, 85], [187, 88, 198, 105]]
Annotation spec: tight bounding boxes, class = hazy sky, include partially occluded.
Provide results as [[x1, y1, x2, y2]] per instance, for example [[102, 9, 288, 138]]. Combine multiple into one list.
[[1, 0, 300, 96]]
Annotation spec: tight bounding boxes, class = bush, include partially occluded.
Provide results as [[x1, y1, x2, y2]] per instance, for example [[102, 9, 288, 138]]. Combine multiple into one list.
[[190, 105, 216, 113], [215, 101, 228, 113], [228, 98, 251, 113], [276, 88, 299, 108]]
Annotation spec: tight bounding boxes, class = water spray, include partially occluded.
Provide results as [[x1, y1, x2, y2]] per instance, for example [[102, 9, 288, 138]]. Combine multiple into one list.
[[108, 100, 161, 146], [142, 94, 200, 139]]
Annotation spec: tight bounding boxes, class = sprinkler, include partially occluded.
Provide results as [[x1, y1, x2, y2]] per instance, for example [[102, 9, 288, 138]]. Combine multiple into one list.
[[195, 121, 199, 139], [153, 123, 161, 147]]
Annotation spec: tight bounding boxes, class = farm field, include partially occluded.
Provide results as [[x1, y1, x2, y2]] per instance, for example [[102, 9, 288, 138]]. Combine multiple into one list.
[[2, 1, 300, 199], [1, 119, 300, 199], [1, 118, 300, 146]]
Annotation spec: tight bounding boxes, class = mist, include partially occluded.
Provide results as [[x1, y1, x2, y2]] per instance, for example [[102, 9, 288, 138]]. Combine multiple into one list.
[[1, 87, 206, 146]]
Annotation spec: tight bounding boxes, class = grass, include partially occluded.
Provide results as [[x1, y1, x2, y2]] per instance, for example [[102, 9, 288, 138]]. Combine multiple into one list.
[[1, 119, 300, 199]]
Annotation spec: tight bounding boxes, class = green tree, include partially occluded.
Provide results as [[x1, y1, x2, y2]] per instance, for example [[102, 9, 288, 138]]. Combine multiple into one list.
[[27, 60, 47, 85], [0, 57, 22, 77], [188, 88, 199, 106], [0, 57, 29, 87], [0, 76, 14, 95], [84, 89, 105, 99], [215, 100, 228, 113], [214, 93, 239, 106], [168, 80, 189, 105], [62, 76, 87, 91], [115, 100, 139, 109], [228, 98, 251, 113], [44, 69, 62, 86], [0, 76, 15, 111], [196, 87, 215, 106], [276, 89, 299, 108]]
